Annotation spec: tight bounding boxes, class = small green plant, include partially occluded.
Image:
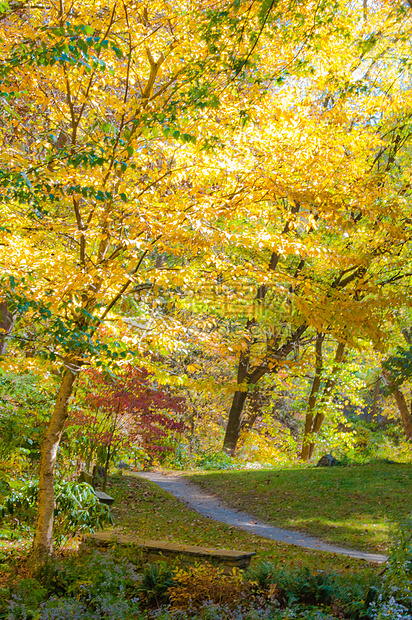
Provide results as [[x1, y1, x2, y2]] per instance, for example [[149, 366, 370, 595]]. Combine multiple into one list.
[[280, 567, 338, 606], [53, 481, 113, 543], [135, 562, 175, 606], [35, 550, 138, 598], [247, 564, 361, 609], [245, 561, 279, 594]]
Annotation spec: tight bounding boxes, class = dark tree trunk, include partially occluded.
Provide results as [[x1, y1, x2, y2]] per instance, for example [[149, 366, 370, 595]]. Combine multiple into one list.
[[307, 341, 345, 459], [31, 366, 77, 565], [0, 301, 15, 355], [223, 390, 250, 455], [222, 203, 363, 458], [382, 370, 412, 440], [301, 332, 324, 461], [392, 389, 412, 439], [222, 208, 302, 456], [240, 389, 270, 435], [223, 324, 307, 456], [102, 444, 111, 492]]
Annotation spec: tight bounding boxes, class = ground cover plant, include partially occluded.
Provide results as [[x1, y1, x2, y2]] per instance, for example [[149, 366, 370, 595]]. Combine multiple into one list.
[[188, 463, 412, 554], [0, 535, 405, 620]]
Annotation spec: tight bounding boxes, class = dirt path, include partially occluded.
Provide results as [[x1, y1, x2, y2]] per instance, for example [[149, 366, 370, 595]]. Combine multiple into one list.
[[132, 471, 388, 564]]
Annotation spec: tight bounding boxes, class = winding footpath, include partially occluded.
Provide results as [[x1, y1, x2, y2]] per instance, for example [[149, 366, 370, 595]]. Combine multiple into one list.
[[132, 471, 387, 564]]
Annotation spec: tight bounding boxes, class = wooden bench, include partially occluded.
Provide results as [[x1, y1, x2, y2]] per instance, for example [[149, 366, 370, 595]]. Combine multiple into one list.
[[77, 471, 114, 506], [81, 531, 255, 571], [93, 491, 114, 506]]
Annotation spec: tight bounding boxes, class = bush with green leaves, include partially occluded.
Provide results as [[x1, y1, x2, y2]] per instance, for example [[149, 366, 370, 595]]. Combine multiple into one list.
[[246, 561, 279, 594], [196, 451, 235, 471], [4, 552, 145, 620], [135, 562, 175, 607], [5, 578, 48, 620], [381, 513, 412, 607], [0, 370, 52, 473], [245, 562, 380, 618], [0, 481, 112, 544]]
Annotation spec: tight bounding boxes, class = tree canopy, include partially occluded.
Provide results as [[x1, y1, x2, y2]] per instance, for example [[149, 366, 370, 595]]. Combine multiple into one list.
[[2, 0, 412, 562]]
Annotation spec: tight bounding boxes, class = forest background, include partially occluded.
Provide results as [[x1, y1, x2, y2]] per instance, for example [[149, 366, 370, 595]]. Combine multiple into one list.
[[2, 0, 412, 565]]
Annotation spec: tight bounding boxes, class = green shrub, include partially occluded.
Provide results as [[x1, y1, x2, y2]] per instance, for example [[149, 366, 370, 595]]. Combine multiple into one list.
[[382, 513, 412, 606], [245, 561, 279, 594], [0, 481, 112, 544], [35, 551, 138, 599], [135, 562, 175, 606], [277, 567, 338, 606], [246, 563, 379, 617], [53, 481, 113, 543], [5, 578, 47, 620], [196, 451, 235, 471]]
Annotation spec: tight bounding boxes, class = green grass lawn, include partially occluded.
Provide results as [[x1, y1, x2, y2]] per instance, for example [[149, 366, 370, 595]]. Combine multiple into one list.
[[106, 473, 379, 578], [187, 462, 412, 554]]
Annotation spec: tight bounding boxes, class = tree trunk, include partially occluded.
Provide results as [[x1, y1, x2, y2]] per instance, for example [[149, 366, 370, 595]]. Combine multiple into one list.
[[240, 389, 269, 434], [223, 325, 307, 456], [0, 301, 15, 355], [301, 332, 324, 461], [392, 389, 412, 439], [370, 376, 381, 421], [308, 341, 345, 458], [382, 370, 412, 440], [302, 340, 345, 461], [31, 366, 77, 565], [222, 208, 302, 457], [102, 443, 111, 492], [223, 390, 249, 456]]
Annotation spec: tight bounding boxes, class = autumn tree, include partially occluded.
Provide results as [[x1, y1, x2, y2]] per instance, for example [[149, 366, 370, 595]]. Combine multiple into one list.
[[215, 0, 412, 455], [69, 365, 185, 482], [0, 0, 345, 562], [0, 0, 234, 562]]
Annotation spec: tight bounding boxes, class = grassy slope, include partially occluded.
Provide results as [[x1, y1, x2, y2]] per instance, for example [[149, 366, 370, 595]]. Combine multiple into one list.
[[187, 463, 412, 553], [106, 474, 378, 578]]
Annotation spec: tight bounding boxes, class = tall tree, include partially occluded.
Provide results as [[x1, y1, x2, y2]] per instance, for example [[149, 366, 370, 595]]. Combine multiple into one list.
[[219, 0, 412, 454], [0, 0, 343, 562]]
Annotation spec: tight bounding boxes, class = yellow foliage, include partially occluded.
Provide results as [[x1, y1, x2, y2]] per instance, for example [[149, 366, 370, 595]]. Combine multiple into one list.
[[169, 563, 246, 609]]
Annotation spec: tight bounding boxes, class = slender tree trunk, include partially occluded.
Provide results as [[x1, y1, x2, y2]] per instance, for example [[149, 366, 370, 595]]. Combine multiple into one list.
[[223, 208, 302, 457], [301, 340, 345, 461], [223, 325, 306, 456], [102, 444, 111, 492], [0, 301, 15, 355], [31, 367, 77, 565], [301, 332, 324, 461], [222, 206, 362, 458], [307, 341, 345, 458], [382, 370, 412, 439], [392, 389, 412, 439], [223, 390, 250, 456], [240, 389, 269, 435], [307, 411, 326, 459], [371, 377, 381, 421]]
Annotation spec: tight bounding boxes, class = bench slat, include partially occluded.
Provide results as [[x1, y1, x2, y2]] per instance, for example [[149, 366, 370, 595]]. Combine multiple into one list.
[[93, 491, 114, 506]]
